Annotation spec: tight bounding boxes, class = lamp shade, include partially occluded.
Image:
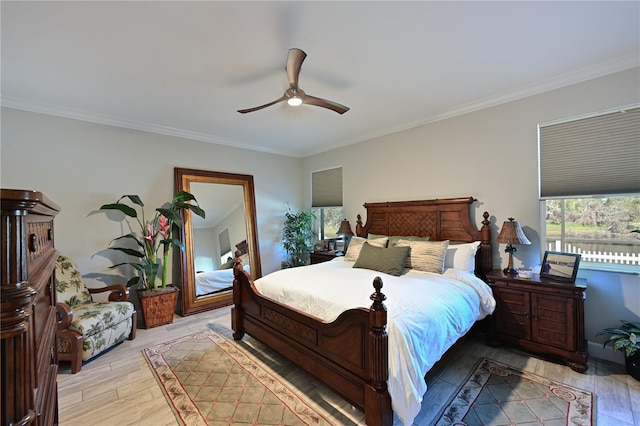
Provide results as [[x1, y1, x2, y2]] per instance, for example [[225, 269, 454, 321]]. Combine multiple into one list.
[[496, 218, 531, 245], [338, 219, 354, 236]]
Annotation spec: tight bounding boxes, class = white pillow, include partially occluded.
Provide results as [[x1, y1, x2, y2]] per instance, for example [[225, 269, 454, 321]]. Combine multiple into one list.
[[344, 236, 388, 262], [444, 241, 480, 273], [396, 239, 449, 273]]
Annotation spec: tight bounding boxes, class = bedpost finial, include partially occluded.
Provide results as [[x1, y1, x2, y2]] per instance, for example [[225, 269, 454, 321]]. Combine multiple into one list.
[[370, 277, 386, 303], [356, 213, 365, 237], [373, 276, 382, 291]]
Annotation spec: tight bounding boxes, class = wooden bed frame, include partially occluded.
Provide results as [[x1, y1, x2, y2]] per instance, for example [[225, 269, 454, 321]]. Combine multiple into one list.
[[232, 197, 492, 426]]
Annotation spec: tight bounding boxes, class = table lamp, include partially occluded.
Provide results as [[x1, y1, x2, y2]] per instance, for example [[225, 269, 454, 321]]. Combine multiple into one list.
[[337, 219, 354, 254], [495, 217, 531, 275]]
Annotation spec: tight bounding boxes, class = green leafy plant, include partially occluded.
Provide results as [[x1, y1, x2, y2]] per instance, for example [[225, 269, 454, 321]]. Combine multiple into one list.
[[281, 208, 315, 268], [596, 320, 640, 358], [100, 191, 205, 289]]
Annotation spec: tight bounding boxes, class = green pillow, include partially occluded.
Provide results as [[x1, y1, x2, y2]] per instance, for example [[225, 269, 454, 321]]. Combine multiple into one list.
[[353, 242, 410, 276], [388, 235, 430, 247], [367, 233, 388, 240]]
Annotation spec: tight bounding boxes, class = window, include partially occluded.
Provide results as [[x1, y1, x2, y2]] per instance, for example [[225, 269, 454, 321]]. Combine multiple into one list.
[[311, 206, 343, 240], [544, 196, 640, 267], [218, 228, 231, 264], [311, 167, 343, 242], [539, 106, 640, 270]]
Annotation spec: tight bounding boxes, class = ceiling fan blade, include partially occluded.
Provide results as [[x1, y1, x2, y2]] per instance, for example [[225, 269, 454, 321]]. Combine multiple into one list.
[[286, 48, 306, 90], [237, 95, 287, 114], [304, 95, 350, 115]]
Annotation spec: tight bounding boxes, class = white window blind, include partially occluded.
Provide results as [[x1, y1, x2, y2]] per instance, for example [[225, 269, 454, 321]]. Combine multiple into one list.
[[218, 228, 231, 256], [539, 107, 640, 198], [312, 167, 343, 207]]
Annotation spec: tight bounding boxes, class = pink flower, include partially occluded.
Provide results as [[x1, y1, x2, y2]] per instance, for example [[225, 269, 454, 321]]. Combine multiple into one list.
[[144, 223, 155, 243], [158, 216, 170, 239]]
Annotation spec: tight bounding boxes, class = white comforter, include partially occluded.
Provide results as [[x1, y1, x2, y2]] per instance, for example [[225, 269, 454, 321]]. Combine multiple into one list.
[[196, 269, 234, 296], [253, 258, 495, 426], [196, 265, 250, 296]]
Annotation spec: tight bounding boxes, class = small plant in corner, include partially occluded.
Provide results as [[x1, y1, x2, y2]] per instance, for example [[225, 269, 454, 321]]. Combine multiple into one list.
[[597, 320, 640, 357], [281, 207, 315, 268]]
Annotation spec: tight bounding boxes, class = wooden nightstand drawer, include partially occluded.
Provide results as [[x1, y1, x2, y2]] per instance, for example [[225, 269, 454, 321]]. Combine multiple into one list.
[[310, 251, 338, 264]]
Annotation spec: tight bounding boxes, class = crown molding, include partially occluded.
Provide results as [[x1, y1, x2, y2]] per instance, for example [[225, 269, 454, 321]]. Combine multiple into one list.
[[0, 97, 297, 157], [303, 54, 639, 157], [3, 54, 637, 159]]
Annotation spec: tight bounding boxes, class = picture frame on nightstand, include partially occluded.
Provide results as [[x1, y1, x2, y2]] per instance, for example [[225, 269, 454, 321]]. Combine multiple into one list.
[[540, 251, 581, 283]]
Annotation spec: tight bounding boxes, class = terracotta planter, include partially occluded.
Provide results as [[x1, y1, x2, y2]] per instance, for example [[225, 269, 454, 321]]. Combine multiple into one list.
[[137, 285, 179, 329], [625, 351, 640, 381]]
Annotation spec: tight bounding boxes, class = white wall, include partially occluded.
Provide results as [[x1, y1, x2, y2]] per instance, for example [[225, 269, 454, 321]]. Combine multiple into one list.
[[0, 108, 301, 285], [302, 67, 640, 363], [212, 203, 248, 262], [193, 227, 216, 272]]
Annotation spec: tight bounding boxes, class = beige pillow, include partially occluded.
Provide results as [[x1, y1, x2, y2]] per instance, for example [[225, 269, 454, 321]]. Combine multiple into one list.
[[345, 236, 388, 262], [369, 234, 430, 247], [388, 235, 430, 247], [396, 239, 449, 273]]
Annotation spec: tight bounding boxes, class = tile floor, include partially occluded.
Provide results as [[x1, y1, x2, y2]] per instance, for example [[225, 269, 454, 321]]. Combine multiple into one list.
[[57, 306, 639, 425]]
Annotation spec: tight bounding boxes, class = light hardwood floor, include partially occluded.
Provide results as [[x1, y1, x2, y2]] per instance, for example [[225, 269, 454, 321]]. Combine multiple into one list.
[[57, 306, 639, 426]]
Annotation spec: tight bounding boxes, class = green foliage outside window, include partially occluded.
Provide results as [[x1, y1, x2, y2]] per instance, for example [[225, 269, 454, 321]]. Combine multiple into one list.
[[544, 196, 640, 264], [313, 206, 343, 239]]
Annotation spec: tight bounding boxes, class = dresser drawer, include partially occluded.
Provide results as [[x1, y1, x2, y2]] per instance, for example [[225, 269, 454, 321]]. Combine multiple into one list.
[[26, 217, 55, 270]]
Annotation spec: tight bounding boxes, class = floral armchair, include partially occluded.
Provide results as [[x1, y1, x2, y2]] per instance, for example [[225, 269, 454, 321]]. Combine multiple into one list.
[[55, 255, 136, 373]]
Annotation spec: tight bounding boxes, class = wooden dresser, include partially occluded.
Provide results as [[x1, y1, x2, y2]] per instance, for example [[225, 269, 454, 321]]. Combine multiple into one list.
[[1, 189, 60, 425], [486, 270, 588, 372]]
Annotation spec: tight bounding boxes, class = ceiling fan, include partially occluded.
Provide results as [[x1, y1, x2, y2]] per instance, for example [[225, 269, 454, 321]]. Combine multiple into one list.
[[237, 48, 350, 115]]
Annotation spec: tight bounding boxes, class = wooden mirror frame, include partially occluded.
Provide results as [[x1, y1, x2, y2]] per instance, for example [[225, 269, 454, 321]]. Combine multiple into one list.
[[174, 167, 261, 316]]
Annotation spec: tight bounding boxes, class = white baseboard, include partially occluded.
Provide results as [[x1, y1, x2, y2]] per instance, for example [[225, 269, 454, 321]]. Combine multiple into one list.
[[587, 340, 625, 365]]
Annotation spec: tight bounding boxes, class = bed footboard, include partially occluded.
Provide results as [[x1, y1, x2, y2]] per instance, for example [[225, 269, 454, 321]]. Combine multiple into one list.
[[232, 262, 393, 426]]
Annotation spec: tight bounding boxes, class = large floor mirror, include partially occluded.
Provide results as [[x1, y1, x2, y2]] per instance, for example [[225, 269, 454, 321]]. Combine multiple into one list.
[[174, 168, 261, 316]]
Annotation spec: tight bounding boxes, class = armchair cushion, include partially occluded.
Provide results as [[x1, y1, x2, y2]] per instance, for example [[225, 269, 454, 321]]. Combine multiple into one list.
[[69, 302, 134, 360], [67, 301, 134, 338], [56, 255, 92, 306]]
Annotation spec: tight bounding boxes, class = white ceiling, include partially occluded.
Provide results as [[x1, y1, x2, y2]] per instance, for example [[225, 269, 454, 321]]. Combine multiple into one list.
[[2, 1, 638, 158]]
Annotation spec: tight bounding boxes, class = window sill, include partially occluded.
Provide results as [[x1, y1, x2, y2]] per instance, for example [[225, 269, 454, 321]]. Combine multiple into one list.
[[578, 261, 640, 276]]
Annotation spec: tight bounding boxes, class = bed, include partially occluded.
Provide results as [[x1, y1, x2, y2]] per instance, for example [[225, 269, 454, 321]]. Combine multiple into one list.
[[195, 265, 249, 296], [232, 197, 493, 426], [195, 240, 249, 297]]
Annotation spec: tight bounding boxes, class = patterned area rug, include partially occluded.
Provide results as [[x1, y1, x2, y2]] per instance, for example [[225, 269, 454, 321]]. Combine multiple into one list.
[[435, 358, 594, 426], [143, 329, 332, 426]]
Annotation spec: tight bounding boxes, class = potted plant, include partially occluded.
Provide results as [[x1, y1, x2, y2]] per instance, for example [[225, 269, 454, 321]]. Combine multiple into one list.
[[281, 208, 315, 268], [100, 191, 205, 327], [597, 320, 640, 381]]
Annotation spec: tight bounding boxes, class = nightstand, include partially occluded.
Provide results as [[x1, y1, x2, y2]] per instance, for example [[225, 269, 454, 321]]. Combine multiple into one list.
[[310, 251, 339, 264], [486, 270, 589, 372]]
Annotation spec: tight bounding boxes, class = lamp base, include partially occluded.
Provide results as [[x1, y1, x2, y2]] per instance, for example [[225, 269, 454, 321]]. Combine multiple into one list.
[[503, 249, 517, 275]]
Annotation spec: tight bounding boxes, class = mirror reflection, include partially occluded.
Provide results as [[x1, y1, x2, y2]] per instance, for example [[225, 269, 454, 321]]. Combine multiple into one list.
[[175, 168, 261, 316], [191, 182, 248, 298]]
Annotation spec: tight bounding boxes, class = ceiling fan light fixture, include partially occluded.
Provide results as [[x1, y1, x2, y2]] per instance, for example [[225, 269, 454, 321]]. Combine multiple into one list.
[[287, 96, 303, 107], [237, 48, 349, 115]]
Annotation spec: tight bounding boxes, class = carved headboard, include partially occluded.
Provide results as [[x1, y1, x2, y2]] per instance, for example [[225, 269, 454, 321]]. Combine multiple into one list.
[[234, 240, 249, 257], [355, 197, 492, 279]]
